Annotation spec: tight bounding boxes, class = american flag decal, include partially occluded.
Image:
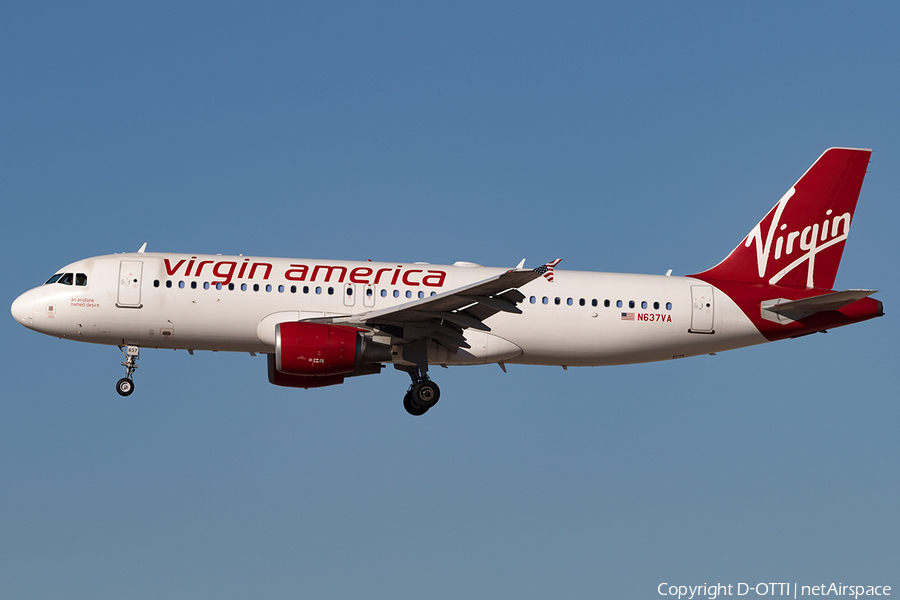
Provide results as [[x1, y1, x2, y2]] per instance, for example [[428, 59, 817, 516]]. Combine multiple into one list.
[[621, 312, 635, 321], [533, 258, 562, 282]]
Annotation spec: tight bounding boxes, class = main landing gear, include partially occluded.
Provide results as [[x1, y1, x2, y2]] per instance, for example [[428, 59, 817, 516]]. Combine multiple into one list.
[[398, 339, 441, 416], [116, 345, 139, 397], [402, 367, 441, 416]]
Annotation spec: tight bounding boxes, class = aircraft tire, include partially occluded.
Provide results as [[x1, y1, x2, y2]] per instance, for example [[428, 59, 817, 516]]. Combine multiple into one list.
[[116, 378, 134, 397], [411, 381, 440, 411], [403, 391, 428, 416]]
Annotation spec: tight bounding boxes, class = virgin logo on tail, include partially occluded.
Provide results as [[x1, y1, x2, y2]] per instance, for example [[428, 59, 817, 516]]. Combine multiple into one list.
[[745, 187, 852, 287], [691, 148, 871, 290]]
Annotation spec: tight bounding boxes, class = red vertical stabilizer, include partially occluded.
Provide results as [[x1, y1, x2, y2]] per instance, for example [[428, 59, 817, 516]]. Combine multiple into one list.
[[690, 148, 871, 290]]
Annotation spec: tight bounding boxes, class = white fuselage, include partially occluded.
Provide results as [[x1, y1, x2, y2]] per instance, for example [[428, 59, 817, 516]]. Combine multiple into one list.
[[12, 252, 768, 368]]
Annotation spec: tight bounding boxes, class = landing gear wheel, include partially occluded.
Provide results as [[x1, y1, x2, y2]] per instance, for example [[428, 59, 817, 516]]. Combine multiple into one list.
[[116, 378, 134, 397], [398, 355, 440, 416], [410, 380, 440, 411], [403, 390, 428, 416]]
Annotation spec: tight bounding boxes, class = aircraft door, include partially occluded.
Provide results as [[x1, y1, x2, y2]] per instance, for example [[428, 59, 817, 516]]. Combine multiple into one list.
[[117, 260, 143, 308], [343, 283, 356, 307], [690, 285, 714, 333]]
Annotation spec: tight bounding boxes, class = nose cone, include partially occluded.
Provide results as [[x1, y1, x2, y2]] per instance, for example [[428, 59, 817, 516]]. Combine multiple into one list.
[[11, 290, 35, 329]]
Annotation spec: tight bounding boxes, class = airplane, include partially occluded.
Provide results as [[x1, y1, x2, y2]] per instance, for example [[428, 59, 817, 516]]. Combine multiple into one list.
[[10, 148, 883, 416]]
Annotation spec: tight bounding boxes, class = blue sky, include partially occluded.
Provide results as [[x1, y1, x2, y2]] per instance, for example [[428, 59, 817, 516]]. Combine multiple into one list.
[[2, 3, 898, 598]]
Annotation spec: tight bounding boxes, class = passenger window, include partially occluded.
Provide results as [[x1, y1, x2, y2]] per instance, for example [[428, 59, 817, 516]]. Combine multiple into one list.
[[405, 290, 412, 298], [303, 286, 309, 294], [267, 285, 273, 292], [278, 285, 284, 293], [228, 283, 234, 291], [641, 301, 647, 309], [153, 280, 160, 288], [76, 273, 87, 286], [316, 287, 322, 294], [418, 291, 424, 299], [290, 286, 297, 293], [166, 281, 173, 288], [253, 284, 259, 292], [45, 274, 63, 285], [666, 302, 673, 310], [530, 296, 536, 304], [629, 300, 635, 309], [591, 299, 597, 307], [653, 301, 659, 310], [179, 281, 185, 289], [604, 299, 610, 307], [347, 288, 353, 296], [204, 282, 210, 290], [241, 283, 247, 291], [579, 298, 585, 306], [215, 283, 222, 290], [381, 289, 387, 297], [393, 290, 400, 298], [191, 281, 197, 289], [542, 296, 549, 305], [567, 298, 573, 306], [616, 300, 622, 308]]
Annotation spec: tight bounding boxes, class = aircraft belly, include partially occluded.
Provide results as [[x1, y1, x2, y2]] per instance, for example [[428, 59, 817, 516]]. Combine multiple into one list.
[[96, 290, 271, 352], [428, 331, 523, 366]]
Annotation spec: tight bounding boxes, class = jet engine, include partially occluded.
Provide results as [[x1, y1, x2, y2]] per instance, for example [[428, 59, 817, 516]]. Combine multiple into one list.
[[268, 321, 391, 388]]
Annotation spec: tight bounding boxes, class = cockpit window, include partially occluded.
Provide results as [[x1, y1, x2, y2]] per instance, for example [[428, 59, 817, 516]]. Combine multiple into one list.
[[44, 272, 86, 285]]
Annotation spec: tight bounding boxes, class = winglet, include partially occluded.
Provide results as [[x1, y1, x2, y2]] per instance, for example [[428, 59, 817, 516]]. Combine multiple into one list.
[[533, 258, 562, 282]]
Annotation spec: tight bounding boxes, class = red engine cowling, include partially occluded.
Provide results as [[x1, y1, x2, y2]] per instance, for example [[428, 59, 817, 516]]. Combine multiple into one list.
[[268, 363, 347, 389], [276, 321, 358, 376], [268, 321, 391, 388]]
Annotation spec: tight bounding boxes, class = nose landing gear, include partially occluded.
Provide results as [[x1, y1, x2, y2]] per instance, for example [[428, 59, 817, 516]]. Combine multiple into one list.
[[116, 345, 139, 397]]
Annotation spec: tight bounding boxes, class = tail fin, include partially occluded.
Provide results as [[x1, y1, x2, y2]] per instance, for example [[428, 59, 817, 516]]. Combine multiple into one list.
[[690, 148, 872, 289]]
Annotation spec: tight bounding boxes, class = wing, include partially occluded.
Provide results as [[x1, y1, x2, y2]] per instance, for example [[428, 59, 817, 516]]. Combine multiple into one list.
[[325, 263, 555, 352]]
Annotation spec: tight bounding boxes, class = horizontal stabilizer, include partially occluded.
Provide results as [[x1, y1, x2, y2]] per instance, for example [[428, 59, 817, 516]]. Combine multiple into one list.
[[761, 289, 877, 322]]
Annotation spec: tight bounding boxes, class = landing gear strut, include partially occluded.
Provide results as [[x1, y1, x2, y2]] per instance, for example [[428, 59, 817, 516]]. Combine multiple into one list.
[[397, 339, 440, 416], [116, 345, 139, 397]]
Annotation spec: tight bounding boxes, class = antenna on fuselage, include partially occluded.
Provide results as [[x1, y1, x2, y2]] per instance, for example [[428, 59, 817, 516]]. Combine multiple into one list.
[[138, 243, 147, 253]]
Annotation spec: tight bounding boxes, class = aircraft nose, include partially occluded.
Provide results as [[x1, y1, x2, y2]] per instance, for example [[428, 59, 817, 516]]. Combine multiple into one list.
[[11, 290, 35, 329]]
